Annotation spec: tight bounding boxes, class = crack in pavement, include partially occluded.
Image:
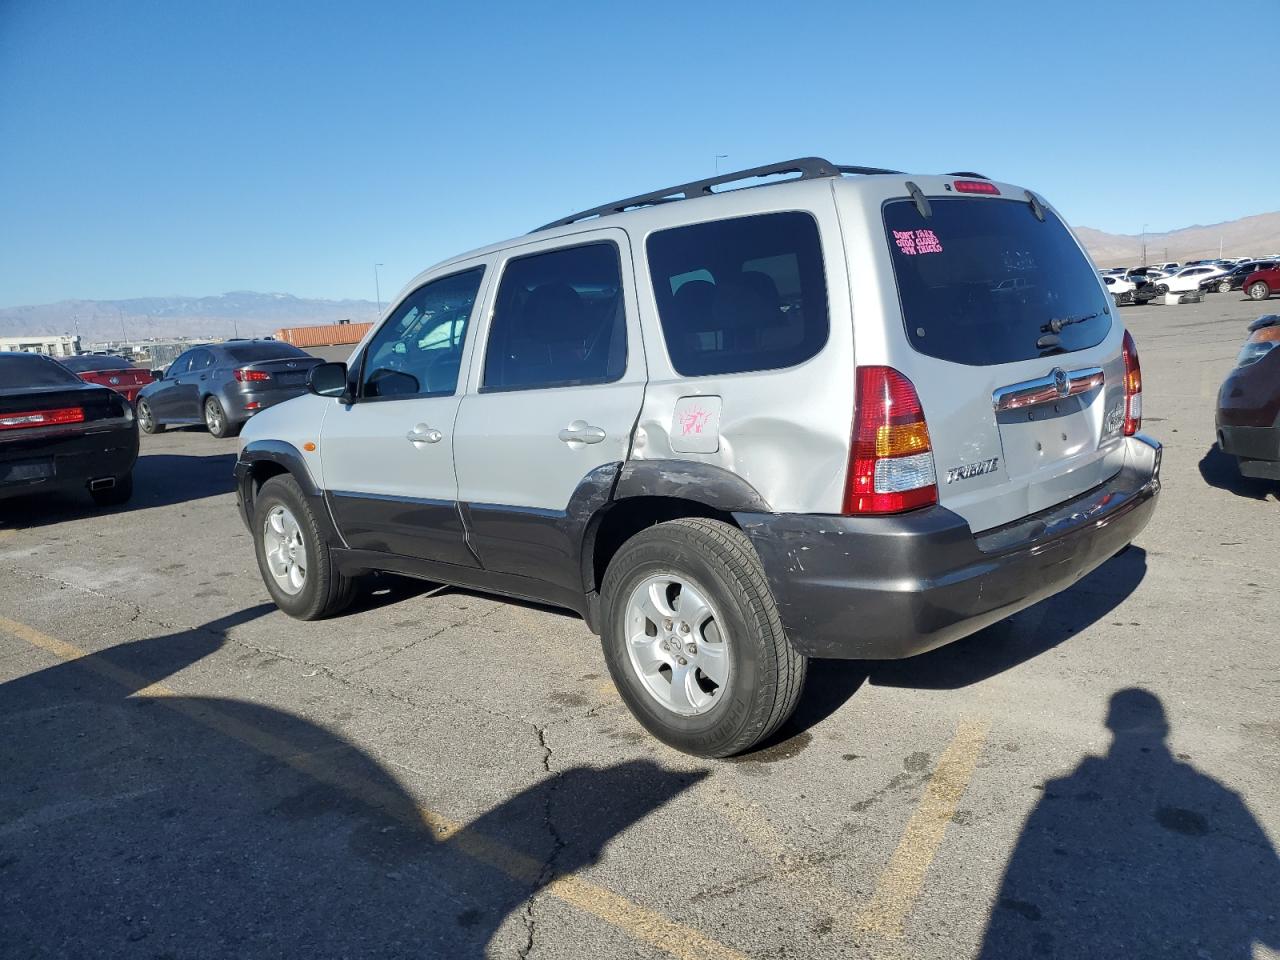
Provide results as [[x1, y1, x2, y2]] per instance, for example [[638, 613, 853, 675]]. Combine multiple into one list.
[[519, 723, 566, 960]]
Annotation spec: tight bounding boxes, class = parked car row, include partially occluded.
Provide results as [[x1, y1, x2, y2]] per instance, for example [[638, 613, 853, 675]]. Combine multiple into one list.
[[1101, 256, 1280, 305]]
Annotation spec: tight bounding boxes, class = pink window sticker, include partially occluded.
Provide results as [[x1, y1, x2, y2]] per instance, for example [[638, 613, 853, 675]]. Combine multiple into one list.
[[680, 407, 711, 435], [915, 228, 943, 254], [893, 230, 918, 255]]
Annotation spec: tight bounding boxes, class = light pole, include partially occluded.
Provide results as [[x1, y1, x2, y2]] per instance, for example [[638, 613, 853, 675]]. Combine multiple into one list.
[[374, 263, 385, 317], [1141, 224, 1148, 267], [714, 154, 728, 175]]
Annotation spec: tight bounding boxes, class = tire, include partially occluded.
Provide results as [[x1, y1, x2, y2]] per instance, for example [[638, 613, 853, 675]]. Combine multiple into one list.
[[1248, 282, 1271, 301], [1156, 284, 1169, 295], [252, 474, 357, 620], [204, 396, 238, 439], [89, 473, 133, 507], [1218, 280, 1232, 294], [136, 399, 164, 434], [600, 517, 807, 758]]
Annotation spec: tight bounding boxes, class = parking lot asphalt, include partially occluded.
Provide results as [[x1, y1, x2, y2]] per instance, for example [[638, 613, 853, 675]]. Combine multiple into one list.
[[2, 294, 1278, 960]]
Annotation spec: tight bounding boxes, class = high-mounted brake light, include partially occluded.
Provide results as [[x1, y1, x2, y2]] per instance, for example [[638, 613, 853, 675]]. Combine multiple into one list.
[[1122, 330, 1142, 436], [234, 368, 271, 382], [844, 367, 938, 515], [953, 179, 1000, 195], [0, 406, 85, 431]]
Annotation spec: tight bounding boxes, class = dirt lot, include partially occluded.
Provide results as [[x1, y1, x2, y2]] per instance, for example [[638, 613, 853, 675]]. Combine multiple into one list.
[[2, 293, 1278, 959]]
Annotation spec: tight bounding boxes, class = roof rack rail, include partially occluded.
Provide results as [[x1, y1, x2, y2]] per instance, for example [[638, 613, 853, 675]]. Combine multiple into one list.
[[946, 171, 989, 179], [533, 156, 901, 232]]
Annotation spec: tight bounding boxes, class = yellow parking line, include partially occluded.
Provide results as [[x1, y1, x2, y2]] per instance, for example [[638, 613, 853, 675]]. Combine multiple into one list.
[[0, 615, 745, 960], [856, 716, 991, 940]]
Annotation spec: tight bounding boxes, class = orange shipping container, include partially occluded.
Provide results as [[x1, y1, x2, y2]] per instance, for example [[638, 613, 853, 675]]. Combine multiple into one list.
[[275, 323, 373, 348]]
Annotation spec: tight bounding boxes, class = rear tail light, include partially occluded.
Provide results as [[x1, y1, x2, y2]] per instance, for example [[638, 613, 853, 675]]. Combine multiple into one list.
[[0, 406, 85, 431], [1121, 330, 1142, 436], [844, 366, 938, 515], [954, 179, 1000, 195], [234, 368, 271, 382]]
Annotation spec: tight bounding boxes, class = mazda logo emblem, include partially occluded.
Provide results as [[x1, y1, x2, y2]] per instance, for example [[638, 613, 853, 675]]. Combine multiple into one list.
[[1052, 368, 1069, 399]]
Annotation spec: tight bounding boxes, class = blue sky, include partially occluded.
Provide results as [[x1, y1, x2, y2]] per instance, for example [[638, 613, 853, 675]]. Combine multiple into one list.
[[1, 0, 1275, 308]]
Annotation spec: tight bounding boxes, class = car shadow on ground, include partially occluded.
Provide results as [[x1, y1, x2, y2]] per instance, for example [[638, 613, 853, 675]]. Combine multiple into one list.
[[0, 452, 238, 530], [760, 547, 1148, 750], [976, 688, 1280, 958], [0, 607, 702, 958], [1198, 442, 1279, 501]]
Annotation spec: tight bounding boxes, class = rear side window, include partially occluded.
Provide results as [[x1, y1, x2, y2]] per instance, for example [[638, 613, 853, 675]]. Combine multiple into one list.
[[0, 354, 81, 387], [884, 197, 1111, 366], [647, 212, 829, 377], [224, 342, 309, 363], [482, 242, 626, 392]]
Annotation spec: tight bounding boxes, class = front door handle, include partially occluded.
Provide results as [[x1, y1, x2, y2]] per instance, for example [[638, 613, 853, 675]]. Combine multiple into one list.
[[558, 421, 606, 445], [406, 424, 443, 445]]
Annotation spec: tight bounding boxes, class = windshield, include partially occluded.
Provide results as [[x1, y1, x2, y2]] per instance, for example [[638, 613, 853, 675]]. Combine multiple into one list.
[[884, 197, 1112, 365], [0, 354, 84, 387]]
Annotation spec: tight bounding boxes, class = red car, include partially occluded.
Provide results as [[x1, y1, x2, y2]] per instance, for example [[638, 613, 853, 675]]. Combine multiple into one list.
[[57, 355, 156, 406], [1242, 264, 1280, 301]]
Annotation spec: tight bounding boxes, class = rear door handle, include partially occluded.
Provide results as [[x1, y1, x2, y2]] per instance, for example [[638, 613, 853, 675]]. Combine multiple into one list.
[[558, 421, 606, 445], [406, 424, 443, 445]]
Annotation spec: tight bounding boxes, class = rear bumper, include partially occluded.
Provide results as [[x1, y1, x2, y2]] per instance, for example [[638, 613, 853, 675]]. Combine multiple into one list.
[[0, 421, 139, 501], [739, 434, 1161, 660], [221, 387, 307, 423]]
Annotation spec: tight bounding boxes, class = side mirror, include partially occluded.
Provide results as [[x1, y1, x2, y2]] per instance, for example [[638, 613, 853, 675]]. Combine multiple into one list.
[[308, 362, 350, 400]]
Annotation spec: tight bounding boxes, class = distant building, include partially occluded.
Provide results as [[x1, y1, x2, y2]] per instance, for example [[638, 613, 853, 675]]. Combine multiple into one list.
[[0, 334, 82, 357]]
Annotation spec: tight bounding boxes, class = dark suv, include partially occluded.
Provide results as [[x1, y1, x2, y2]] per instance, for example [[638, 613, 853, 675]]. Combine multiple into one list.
[[136, 340, 320, 438]]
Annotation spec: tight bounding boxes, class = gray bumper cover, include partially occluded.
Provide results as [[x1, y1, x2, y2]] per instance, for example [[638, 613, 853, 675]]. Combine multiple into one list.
[[738, 435, 1161, 660]]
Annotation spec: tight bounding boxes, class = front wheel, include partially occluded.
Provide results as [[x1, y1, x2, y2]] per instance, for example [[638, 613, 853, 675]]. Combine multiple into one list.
[[1218, 280, 1232, 294], [137, 399, 164, 434], [600, 517, 807, 758], [1156, 284, 1169, 295], [1248, 282, 1271, 301], [252, 474, 357, 619]]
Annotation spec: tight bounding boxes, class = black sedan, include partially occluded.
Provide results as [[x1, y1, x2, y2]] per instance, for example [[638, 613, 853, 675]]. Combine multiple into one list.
[[136, 340, 321, 439], [0, 352, 138, 506], [1201, 261, 1278, 294]]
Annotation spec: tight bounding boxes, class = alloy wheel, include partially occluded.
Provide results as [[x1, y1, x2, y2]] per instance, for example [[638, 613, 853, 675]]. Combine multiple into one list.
[[263, 505, 307, 595]]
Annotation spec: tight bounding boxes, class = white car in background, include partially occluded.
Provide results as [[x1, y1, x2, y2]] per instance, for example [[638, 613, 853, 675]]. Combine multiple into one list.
[[1156, 264, 1229, 293], [1103, 274, 1139, 304]]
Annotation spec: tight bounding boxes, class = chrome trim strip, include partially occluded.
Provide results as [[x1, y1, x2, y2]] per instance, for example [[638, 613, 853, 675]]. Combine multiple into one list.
[[993, 366, 1104, 413]]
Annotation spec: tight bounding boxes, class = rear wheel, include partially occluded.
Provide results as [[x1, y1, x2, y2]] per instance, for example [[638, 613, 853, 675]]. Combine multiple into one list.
[[600, 517, 806, 758], [204, 396, 238, 438], [136, 399, 164, 434], [1156, 284, 1169, 295], [89, 473, 133, 507], [1248, 282, 1271, 301], [252, 474, 357, 619]]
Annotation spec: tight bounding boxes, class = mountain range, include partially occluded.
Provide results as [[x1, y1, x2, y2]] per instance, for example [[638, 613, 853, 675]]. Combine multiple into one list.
[[3, 211, 1277, 344], [0, 292, 379, 344]]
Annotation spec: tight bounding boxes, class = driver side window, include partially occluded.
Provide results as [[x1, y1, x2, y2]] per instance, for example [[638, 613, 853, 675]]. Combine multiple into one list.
[[359, 266, 485, 399]]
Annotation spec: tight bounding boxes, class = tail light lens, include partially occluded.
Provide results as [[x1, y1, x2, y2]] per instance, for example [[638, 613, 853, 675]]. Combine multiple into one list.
[[1122, 330, 1142, 436], [953, 179, 1000, 195], [0, 407, 85, 431], [844, 366, 938, 515], [234, 368, 271, 382]]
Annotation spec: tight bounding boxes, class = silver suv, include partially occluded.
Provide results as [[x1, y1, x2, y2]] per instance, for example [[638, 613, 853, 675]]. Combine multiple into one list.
[[234, 158, 1161, 757]]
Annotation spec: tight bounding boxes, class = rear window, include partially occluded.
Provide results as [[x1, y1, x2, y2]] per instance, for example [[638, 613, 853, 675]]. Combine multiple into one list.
[[60, 355, 131, 373], [0, 354, 82, 387], [884, 197, 1111, 366], [224, 342, 309, 363], [647, 211, 829, 377]]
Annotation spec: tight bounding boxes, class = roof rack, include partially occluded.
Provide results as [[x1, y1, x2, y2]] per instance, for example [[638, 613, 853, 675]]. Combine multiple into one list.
[[533, 156, 902, 232]]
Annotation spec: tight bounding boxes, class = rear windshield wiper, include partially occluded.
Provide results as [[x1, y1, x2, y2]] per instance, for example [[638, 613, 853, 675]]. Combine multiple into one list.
[[1041, 311, 1102, 335]]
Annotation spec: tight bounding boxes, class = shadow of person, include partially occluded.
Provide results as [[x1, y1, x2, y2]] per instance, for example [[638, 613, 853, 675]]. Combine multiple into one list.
[[1198, 442, 1279, 501], [0, 609, 703, 957], [978, 688, 1280, 959]]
